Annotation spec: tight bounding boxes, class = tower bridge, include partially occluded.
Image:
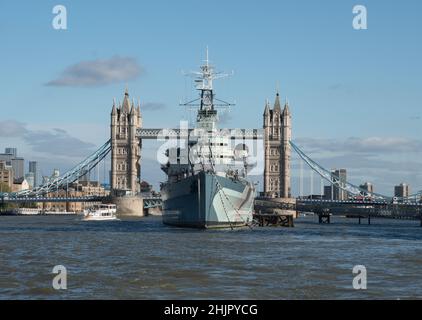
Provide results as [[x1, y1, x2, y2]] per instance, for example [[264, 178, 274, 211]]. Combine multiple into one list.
[[108, 88, 265, 215], [1, 89, 421, 222]]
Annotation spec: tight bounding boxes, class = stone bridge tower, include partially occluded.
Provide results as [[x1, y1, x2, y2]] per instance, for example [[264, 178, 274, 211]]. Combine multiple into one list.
[[110, 89, 142, 196], [263, 92, 291, 198]]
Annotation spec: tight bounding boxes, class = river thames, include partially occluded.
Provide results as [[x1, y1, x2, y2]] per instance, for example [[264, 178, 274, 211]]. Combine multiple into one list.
[[0, 215, 421, 299]]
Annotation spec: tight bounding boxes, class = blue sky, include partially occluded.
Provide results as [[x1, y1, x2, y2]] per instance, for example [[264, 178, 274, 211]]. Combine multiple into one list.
[[0, 0, 421, 195]]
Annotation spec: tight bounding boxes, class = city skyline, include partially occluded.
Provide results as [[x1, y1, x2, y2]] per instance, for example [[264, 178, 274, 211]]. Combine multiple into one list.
[[0, 0, 421, 195]]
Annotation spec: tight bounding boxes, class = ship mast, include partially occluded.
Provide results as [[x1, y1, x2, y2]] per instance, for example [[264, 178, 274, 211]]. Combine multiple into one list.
[[180, 48, 234, 130], [197, 47, 216, 111]]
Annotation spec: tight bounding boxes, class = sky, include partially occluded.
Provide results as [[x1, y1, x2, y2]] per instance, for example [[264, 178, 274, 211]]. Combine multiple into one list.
[[0, 0, 421, 195]]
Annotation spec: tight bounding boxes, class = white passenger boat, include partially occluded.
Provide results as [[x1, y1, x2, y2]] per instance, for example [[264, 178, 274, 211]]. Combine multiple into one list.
[[42, 210, 77, 215], [82, 204, 119, 221], [12, 208, 41, 215]]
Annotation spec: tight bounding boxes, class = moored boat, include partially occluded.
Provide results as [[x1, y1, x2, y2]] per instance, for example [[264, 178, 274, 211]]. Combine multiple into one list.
[[82, 204, 119, 221], [0, 208, 41, 215]]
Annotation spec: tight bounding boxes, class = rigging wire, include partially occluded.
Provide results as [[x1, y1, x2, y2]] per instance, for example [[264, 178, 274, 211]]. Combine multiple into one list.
[[214, 175, 254, 230]]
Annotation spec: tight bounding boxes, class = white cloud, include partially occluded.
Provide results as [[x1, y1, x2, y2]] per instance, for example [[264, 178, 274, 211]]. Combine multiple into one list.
[[46, 56, 143, 87], [0, 120, 28, 137], [0, 120, 96, 158], [23, 128, 95, 157], [295, 136, 422, 154], [142, 102, 166, 111]]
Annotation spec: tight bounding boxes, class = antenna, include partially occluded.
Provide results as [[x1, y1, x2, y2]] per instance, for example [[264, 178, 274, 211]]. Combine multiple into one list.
[[205, 46, 209, 67], [180, 49, 234, 109]]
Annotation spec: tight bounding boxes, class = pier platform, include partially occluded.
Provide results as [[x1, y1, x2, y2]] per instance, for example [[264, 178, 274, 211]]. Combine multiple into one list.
[[253, 209, 295, 227], [254, 197, 297, 227]]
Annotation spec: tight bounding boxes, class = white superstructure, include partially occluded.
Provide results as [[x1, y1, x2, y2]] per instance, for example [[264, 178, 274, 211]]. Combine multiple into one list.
[[82, 204, 118, 221], [12, 208, 41, 215]]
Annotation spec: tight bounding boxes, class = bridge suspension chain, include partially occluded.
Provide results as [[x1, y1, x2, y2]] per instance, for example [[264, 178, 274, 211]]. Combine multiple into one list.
[[290, 141, 391, 201], [1, 140, 111, 199]]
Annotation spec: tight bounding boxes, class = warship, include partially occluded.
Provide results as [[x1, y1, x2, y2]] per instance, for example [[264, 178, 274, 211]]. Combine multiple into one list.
[[160, 51, 255, 228]]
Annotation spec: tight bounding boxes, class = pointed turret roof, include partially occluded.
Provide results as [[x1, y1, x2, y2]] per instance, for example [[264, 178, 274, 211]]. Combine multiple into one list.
[[137, 100, 141, 115], [111, 98, 116, 115], [283, 98, 291, 116], [122, 89, 131, 113], [273, 91, 281, 113], [263, 99, 270, 115]]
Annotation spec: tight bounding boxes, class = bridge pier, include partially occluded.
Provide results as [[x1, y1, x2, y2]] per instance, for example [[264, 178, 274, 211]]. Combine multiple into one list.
[[254, 210, 294, 227], [111, 195, 144, 217], [315, 208, 331, 224], [318, 214, 331, 224], [357, 215, 372, 225], [254, 198, 297, 216]]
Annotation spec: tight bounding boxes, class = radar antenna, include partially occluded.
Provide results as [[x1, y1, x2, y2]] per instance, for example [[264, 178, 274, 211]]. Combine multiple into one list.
[[180, 48, 234, 110]]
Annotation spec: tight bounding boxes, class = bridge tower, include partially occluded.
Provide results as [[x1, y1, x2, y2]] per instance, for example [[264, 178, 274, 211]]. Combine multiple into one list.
[[263, 91, 291, 198], [110, 89, 142, 196]]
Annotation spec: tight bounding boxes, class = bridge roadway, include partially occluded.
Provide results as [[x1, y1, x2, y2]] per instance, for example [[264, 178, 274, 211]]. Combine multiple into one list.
[[256, 198, 422, 221], [0, 195, 107, 203], [297, 199, 422, 221], [3, 192, 421, 221], [137, 128, 263, 140], [0, 194, 163, 209]]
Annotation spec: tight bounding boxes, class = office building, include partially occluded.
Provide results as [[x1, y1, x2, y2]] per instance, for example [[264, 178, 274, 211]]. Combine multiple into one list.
[[5, 148, 17, 158], [359, 182, 374, 194], [332, 169, 347, 200], [0, 148, 24, 180], [11, 158, 24, 180], [324, 185, 333, 200], [394, 183, 410, 198], [0, 160, 14, 190], [52, 169, 60, 178], [29, 161, 38, 187], [0, 153, 13, 167]]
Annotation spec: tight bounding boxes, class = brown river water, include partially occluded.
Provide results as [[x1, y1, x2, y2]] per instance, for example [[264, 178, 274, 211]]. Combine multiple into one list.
[[0, 215, 422, 299]]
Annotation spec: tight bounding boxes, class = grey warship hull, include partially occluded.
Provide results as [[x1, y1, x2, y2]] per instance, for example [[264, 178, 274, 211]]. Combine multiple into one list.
[[161, 171, 254, 229]]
